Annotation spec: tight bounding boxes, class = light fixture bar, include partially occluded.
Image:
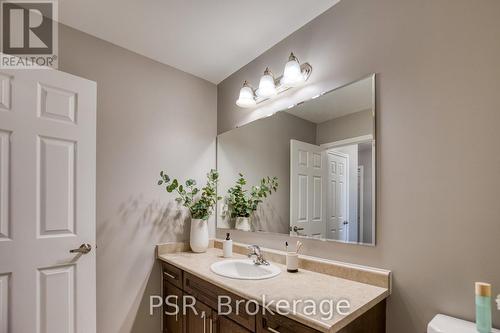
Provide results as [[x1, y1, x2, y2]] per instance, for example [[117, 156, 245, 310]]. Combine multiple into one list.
[[254, 62, 312, 104], [235, 53, 313, 108]]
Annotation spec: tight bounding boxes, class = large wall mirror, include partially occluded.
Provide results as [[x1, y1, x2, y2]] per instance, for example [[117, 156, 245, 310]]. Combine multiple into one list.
[[217, 74, 376, 245]]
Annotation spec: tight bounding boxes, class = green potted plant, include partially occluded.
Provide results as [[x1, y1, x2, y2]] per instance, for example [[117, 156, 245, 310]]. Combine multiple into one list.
[[157, 169, 221, 253], [227, 173, 278, 231]]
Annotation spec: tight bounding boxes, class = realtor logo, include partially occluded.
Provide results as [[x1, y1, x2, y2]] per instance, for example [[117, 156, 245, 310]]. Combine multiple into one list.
[[0, 0, 58, 68]]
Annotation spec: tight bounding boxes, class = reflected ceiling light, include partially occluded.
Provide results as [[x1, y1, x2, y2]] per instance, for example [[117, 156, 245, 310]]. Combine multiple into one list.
[[256, 67, 277, 98], [236, 81, 256, 108], [281, 52, 305, 87], [235, 52, 312, 108]]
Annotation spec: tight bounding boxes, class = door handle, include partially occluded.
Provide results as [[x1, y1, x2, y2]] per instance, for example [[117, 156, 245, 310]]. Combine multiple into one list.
[[292, 226, 304, 232], [69, 243, 92, 254]]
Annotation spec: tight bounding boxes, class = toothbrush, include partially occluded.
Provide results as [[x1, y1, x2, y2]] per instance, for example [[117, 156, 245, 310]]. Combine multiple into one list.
[[296, 241, 303, 254]]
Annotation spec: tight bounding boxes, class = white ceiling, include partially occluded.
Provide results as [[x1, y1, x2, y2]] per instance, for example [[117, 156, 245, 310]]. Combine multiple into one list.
[[58, 0, 339, 84], [285, 76, 374, 124]]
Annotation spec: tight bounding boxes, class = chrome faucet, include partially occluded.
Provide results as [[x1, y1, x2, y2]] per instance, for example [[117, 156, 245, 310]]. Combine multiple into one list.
[[247, 245, 269, 265]]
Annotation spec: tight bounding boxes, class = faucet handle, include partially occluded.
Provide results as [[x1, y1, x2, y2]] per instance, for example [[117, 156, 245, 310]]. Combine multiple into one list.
[[248, 244, 261, 255]]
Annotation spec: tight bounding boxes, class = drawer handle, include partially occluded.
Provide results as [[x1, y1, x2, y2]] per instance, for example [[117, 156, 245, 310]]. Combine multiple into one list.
[[267, 328, 280, 333], [164, 271, 176, 279]]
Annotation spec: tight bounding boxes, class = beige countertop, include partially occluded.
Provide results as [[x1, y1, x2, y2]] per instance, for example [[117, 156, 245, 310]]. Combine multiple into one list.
[[157, 247, 390, 332]]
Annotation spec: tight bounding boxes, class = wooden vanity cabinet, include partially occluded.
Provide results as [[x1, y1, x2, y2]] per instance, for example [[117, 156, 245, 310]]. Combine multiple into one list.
[[162, 262, 385, 333], [163, 262, 253, 333]]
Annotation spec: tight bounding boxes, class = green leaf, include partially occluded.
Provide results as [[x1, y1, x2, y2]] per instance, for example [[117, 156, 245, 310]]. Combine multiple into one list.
[[157, 180, 163, 185]]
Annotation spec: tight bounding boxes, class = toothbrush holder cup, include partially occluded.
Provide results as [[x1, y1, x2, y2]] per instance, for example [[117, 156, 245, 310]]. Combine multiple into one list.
[[286, 252, 299, 273]]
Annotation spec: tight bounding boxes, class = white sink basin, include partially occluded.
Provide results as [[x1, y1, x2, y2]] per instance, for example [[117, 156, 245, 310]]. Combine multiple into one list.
[[210, 259, 281, 280]]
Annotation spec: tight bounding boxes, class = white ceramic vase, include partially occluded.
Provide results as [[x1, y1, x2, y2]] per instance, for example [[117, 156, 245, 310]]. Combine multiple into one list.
[[235, 217, 251, 232], [190, 218, 209, 253]]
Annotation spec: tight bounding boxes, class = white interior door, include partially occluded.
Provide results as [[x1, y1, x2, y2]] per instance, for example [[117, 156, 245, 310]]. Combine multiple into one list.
[[290, 140, 326, 238], [326, 151, 349, 241], [0, 69, 96, 333]]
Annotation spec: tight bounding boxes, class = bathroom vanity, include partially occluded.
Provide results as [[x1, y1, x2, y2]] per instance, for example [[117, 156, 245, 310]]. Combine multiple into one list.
[[157, 242, 391, 333]]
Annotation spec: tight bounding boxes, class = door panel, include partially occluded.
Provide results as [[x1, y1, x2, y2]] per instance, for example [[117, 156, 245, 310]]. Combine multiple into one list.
[[37, 265, 76, 333], [0, 73, 11, 111], [0, 130, 10, 240], [312, 176, 322, 221], [0, 69, 96, 333], [0, 274, 8, 332], [38, 83, 77, 124], [297, 175, 308, 222], [37, 136, 76, 237]]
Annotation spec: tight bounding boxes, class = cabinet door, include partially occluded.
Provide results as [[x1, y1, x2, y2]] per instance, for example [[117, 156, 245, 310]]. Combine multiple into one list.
[[185, 298, 214, 333], [184, 272, 256, 331], [164, 281, 183, 333], [215, 315, 252, 333]]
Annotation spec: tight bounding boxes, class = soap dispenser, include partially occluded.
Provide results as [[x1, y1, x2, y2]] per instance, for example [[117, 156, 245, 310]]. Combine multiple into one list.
[[475, 282, 492, 333], [223, 233, 233, 258]]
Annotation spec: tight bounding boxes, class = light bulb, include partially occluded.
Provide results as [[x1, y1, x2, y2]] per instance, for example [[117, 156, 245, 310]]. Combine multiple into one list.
[[256, 67, 277, 98], [281, 52, 305, 87], [236, 81, 256, 108]]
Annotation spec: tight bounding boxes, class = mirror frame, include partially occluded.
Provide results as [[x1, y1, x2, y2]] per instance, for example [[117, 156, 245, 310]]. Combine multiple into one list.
[[216, 73, 377, 246]]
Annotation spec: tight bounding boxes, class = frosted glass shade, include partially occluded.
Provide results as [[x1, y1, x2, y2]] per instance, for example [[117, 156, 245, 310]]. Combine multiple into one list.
[[256, 72, 277, 98], [282, 56, 304, 87], [236, 83, 256, 108]]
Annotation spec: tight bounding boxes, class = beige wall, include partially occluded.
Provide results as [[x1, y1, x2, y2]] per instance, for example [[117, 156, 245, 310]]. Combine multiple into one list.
[[217, 111, 316, 234], [59, 25, 217, 333], [316, 109, 373, 145], [217, 0, 500, 332]]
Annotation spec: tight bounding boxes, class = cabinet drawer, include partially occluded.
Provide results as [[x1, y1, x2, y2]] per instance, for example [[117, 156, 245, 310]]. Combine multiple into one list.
[[184, 272, 256, 331], [216, 315, 252, 333], [257, 312, 320, 333], [162, 262, 183, 289]]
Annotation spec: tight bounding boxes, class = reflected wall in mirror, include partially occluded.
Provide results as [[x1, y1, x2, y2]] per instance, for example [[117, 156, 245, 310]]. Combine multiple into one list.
[[217, 74, 376, 245]]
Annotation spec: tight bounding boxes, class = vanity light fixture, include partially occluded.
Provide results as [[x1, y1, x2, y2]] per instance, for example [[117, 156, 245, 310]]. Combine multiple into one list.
[[235, 52, 312, 108], [281, 52, 305, 87], [236, 80, 257, 108], [256, 67, 277, 98]]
